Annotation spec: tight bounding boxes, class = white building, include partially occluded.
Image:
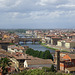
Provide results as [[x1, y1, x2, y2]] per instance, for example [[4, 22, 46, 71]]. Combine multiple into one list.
[[8, 45, 25, 53], [24, 58, 53, 68]]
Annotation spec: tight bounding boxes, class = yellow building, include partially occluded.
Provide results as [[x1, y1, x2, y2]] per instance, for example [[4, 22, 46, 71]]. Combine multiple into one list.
[[3, 34, 10, 39]]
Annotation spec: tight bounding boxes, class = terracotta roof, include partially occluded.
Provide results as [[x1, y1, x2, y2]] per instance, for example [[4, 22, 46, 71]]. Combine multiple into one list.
[[66, 67, 75, 71], [68, 54, 75, 59], [0, 40, 10, 43], [69, 33, 75, 36], [51, 37, 61, 39], [56, 50, 60, 52], [60, 57, 70, 62], [58, 39, 75, 43], [13, 54, 26, 60], [26, 59, 53, 65], [46, 35, 55, 37], [8, 45, 25, 50], [0, 53, 7, 58]]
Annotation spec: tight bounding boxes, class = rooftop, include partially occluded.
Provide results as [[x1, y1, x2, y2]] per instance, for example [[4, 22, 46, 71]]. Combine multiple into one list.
[[26, 59, 53, 65], [66, 67, 75, 71]]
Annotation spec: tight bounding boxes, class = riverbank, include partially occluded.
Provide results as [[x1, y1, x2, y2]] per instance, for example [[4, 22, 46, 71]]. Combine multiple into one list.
[[41, 43, 70, 52], [41, 43, 57, 51]]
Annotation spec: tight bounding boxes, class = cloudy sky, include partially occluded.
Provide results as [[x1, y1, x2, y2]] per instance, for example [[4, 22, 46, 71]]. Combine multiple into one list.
[[0, 0, 75, 29]]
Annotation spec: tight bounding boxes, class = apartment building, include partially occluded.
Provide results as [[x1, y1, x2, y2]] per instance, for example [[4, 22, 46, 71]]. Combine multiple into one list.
[[57, 39, 75, 49], [60, 53, 75, 73]]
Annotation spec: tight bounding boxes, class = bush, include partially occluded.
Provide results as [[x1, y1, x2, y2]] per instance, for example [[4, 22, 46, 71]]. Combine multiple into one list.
[[50, 64, 56, 72], [56, 72, 62, 75], [47, 72, 56, 75], [0, 38, 2, 40], [42, 65, 56, 72], [42, 67, 51, 72]]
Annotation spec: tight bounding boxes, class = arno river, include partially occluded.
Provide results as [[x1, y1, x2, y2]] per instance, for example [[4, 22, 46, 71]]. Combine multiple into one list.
[[20, 42, 55, 54], [18, 33, 55, 54]]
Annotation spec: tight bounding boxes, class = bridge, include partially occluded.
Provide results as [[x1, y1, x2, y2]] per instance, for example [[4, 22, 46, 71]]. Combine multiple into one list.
[[18, 38, 42, 43]]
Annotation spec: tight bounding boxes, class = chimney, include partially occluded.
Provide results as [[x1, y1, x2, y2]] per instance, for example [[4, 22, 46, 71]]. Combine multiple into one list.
[[55, 50, 60, 70]]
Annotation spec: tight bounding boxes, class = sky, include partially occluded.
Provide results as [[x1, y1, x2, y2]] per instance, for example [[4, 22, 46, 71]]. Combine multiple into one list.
[[0, 0, 75, 29]]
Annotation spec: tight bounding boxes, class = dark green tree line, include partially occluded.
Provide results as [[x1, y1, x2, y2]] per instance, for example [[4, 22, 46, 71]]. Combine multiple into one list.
[[26, 48, 53, 60]]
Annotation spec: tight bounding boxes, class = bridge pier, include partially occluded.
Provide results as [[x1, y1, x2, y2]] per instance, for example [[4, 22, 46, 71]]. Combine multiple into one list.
[[19, 38, 42, 44]]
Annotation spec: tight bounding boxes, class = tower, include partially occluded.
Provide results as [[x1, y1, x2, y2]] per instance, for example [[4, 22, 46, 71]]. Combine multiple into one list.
[[55, 50, 60, 70]]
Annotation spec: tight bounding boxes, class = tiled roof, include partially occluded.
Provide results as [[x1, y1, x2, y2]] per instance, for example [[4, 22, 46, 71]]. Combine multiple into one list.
[[68, 54, 75, 59], [27, 59, 53, 65], [66, 67, 75, 71], [46, 35, 55, 37], [69, 33, 75, 36], [51, 37, 61, 39]]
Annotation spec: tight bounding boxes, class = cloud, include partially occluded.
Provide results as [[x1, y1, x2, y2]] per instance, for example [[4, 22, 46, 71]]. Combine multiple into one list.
[[36, 0, 69, 6], [36, 0, 57, 6], [56, 4, 75, 8], [0, 0, 75, 29], [0, 0, 22, 8]]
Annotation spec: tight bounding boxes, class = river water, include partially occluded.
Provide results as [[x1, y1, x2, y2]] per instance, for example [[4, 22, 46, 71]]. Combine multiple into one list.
[[20, 42, 55, 54], [17, 33, 55, 54]]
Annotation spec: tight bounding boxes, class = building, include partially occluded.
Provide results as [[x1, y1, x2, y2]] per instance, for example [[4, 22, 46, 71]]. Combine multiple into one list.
[[65, 67, 75, 73], [0, 41, 10, 50], [57, 39, 75, 49], [12, 53, 53, 69], [68, 33, 75, 39], [51, 37, 62, 45], [24, 59, 53, 68], [26, 30, 33, 35], [54, 50, 75, 73], [45, 35, 55, 44], [8, 45, 25, 53], [60, 53, 75, 70], [60, 53, 75, 73], [42, 38, 46, 43]]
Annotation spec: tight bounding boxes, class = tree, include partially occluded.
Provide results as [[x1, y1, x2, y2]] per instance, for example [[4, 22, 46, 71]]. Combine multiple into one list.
[[26, 48, 53, 60], [44, 50, 53, 60], [50, 65, 56, 72], [0, 57, 11, 75], [25, 69, 45, 75], [12, 69, 72, 75], [40, 51, 44, 59], [42, 67, 51, 72]]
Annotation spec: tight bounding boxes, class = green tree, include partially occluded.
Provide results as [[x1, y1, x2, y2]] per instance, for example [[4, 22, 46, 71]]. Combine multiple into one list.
[[42, 67, 51, 72], [40, 51, 44, 59], [50, 64, 56, 72], [0, 57, 11, 75], [12, 69, 72, 75], [0, 38, 2, 40], [38, 51, 42, 58], [56, 72, 62, 75], [25, 69, 45, 75], [26, 48, 53, 60], [44, 50, 53, 60]]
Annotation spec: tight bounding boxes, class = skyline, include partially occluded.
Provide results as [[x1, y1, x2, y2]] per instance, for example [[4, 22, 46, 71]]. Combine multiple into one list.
[[0, 0, 75, 29]]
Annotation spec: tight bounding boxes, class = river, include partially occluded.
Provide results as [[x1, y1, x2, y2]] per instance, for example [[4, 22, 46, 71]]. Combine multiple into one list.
[[19, 42, 55, 54], [17, 33, 55, 54]]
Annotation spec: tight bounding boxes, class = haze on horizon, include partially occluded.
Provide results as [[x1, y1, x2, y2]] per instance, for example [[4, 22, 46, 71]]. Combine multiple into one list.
[[0, 0, 75, 29]]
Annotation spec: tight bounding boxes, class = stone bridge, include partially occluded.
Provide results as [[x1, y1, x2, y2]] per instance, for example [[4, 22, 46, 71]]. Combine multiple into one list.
[[18, 38, 42, 43]]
